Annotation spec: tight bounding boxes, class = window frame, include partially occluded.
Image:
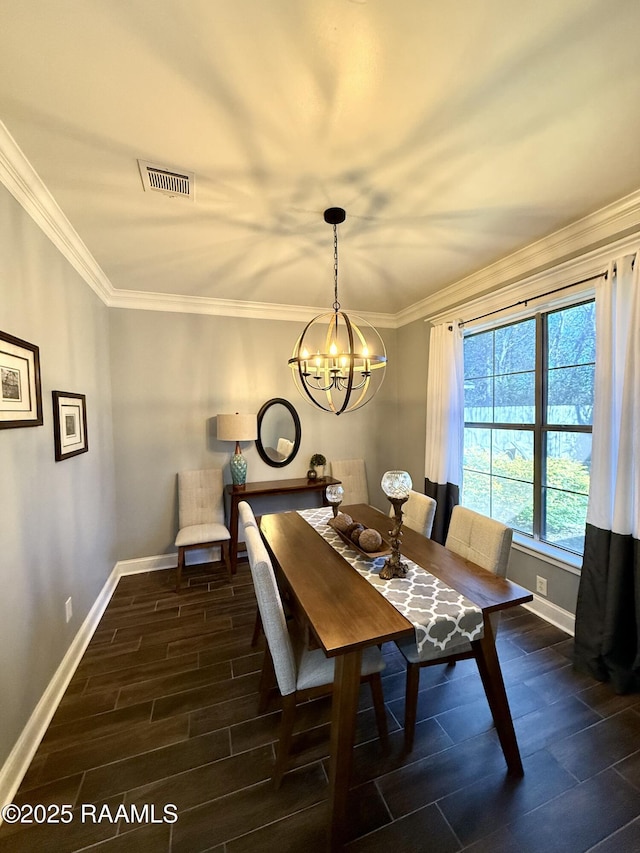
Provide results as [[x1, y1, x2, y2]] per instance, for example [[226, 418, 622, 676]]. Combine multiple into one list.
[[462, 297, 594, 560]]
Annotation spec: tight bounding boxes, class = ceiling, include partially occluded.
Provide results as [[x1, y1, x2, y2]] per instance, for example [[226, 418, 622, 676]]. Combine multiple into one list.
[[2, 0, 640, 322]]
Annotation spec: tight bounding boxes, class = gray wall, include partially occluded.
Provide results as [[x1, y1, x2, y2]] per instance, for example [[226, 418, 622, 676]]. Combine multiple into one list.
[[109, 308, 399, 561], [0, 185, 117, 769]]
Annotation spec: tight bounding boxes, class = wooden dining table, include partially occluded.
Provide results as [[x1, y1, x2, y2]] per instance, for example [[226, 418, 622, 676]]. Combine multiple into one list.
[[259, 503, 533, 851]]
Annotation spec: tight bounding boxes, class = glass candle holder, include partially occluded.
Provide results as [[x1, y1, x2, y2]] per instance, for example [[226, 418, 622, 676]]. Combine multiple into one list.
[[325, 483, 344, 517], [380, 471, 412, 579]]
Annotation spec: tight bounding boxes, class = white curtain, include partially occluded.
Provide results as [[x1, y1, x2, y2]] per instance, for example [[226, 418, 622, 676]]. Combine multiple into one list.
[[574, 251, 640, 693], [424, 322, 464, 543]]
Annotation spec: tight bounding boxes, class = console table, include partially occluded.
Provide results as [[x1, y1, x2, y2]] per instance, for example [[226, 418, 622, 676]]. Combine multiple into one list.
[[225, 476, 341, 572]]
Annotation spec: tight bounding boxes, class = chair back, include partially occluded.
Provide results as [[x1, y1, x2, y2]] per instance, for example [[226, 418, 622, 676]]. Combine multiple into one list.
[[238, 499, 259, 534], [330, 458, 369, 505], [390, 490, 436, 538], [240, 502, 297, 696], [445, 506, 512, 577], [178, 469, 225, 529]]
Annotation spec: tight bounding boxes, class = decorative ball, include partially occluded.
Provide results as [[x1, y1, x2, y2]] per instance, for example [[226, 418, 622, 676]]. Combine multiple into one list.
[[333, 512, 353, 532], [359, 528, 383, 552], [347, 523, 365, 541], [351, 526, 365, 544], [307, 469, 318, 480]]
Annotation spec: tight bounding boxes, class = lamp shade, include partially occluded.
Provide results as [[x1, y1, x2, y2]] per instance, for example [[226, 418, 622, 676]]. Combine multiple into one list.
[[217, 413, 257, 442]]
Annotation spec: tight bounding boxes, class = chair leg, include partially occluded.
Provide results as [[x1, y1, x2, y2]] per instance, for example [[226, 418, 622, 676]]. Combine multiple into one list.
[[369, 673, 389, 748], [175, 546, 185, 593], [251, 607, 263, 648], [221, 540, 232, 582], [273, 693, 297, 789], [404, 662, 421, 753], [258, 646, 276, 715]]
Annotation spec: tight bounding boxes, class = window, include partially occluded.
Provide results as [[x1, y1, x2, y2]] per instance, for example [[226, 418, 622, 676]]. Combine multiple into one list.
[[462, 300, 595, 556]]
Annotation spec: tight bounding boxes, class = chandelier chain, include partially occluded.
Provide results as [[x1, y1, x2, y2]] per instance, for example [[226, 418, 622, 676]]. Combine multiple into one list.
[[333, 224, 340, 312]]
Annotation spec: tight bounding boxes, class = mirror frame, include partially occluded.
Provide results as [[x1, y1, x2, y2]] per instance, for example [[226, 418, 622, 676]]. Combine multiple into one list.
[[255, 397, 301, 468]]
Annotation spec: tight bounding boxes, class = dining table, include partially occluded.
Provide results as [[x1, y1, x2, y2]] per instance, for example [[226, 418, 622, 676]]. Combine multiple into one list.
[[259, 503, 533, 851]]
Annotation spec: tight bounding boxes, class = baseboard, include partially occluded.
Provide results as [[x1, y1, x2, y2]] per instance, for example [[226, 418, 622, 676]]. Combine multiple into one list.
[[523, 594, 575, 636]]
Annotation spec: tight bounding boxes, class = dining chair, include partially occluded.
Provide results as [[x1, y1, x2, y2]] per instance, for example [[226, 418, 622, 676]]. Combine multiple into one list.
[[395, 505, 513, 751], [330, 458, 369, 505], [174, 468, 232, 592], [389, 489, 436, 538], [238, 500, 389, 787]]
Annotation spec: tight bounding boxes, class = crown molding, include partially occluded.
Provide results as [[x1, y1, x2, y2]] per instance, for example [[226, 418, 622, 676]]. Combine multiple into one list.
[[107, 287, 399, 328], [0, 120, 114, 304], [396, 188, 640, 327]]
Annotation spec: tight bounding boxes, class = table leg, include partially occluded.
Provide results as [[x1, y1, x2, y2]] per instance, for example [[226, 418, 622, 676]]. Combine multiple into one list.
[[229, 496, 238, 574], [328, 649, 362, 851], [471, 618, 524, 776]]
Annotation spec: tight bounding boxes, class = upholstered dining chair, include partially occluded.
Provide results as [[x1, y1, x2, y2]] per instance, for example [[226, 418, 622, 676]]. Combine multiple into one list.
[[330, 458, 369, 505], [395, 505, 513, 751], [174, 468, 231, 592], [238, 500, 389, 787], [389, 489, 437, 538]]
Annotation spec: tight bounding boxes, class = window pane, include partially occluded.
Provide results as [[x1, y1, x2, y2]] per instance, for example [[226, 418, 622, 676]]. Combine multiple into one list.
[[491, 477, 533, 534], [547, 365, 594, 425], [494, 319, 535, 373], [464, 332, 493, 379], [491, 429, 534, 482], [543, 431, 591, 554], [495, 372, 535, 423], [464, 428, 491, 473], [464, 377, 493, 422], [547, 302, 595, 368], [461, 471, 491, 516], [544, 488, 588, 553], [544, 431, 591, 491]]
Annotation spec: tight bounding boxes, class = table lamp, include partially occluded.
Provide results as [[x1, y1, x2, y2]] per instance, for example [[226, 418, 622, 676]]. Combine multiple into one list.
[[217, 413, 257, 486], [380, 470, 412, 579]]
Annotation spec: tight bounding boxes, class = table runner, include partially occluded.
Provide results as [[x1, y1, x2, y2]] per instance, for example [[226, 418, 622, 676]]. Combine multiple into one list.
[[298, 507, 484, 654]]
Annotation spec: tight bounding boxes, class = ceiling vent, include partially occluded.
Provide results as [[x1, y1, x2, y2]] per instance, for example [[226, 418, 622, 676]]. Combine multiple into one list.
[[137, 160, 195, 201]]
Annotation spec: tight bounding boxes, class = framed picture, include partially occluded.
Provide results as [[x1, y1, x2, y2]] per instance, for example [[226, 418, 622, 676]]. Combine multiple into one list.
[[0, 331, 43, 429], [52, 391, 88, 461]]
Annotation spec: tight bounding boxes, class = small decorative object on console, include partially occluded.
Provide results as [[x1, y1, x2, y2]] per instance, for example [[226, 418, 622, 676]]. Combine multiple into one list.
[[309, 453, 326, 479]]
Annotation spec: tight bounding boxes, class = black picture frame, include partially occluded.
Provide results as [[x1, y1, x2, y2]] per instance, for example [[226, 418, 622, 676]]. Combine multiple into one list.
[[52, 391, 88, 461], [0, 330, 43, 429]]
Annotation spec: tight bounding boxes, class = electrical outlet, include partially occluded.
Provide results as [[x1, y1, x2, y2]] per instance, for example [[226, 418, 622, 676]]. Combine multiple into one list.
[[536, 575, 548, 597], [65, 597, 73, 623]]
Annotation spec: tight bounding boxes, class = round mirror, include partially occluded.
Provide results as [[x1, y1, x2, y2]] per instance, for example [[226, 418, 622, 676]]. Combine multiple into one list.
[[255, 398, 301, 468]]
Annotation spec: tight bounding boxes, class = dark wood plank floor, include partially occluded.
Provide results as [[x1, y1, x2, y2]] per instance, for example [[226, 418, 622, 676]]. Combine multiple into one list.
[[3, 559, 640, 853]]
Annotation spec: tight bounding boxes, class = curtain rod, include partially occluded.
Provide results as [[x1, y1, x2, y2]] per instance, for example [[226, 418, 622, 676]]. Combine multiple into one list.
[[457, 270, 608, 328]]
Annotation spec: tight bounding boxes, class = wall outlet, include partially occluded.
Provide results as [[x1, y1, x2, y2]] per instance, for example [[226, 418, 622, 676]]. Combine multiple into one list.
[[536, 575, 548, 597], [65, 597, 73, 623]]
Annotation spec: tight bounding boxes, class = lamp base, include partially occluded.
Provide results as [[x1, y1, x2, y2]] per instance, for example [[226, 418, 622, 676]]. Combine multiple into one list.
[[230, 452, 248, 486]]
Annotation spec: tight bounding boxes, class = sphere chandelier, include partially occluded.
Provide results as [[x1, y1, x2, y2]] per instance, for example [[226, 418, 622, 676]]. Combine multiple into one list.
[[288, 207, 387, 415]]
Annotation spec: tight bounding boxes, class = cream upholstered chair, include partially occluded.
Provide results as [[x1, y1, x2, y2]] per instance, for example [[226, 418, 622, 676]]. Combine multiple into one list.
[[330, 458, 369, 505], [238, 500, 388, 787], [389, 489, 436, 538], [174, 469, 231, 592], [396, 505, 513, 751]]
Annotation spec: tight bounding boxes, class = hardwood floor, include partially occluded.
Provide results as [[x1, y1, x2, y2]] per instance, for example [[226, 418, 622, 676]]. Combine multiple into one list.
[[2, 559, 640, 852]]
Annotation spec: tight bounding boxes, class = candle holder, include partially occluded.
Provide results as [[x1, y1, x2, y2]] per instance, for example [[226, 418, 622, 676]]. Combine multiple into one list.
[[380, 471, 412, 580], [325, 483, 344, 517]]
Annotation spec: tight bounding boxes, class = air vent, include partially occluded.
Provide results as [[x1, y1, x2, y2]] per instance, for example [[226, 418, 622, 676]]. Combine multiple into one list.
[[137, 160, 195, 201]]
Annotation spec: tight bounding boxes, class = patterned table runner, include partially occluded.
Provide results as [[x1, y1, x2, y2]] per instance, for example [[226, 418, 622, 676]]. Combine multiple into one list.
[[298, 507, 484, 654]]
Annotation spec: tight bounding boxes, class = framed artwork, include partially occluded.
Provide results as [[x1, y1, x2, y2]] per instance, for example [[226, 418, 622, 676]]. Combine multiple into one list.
[[52, 391, 88, 461], [0, 331, 43, 429]]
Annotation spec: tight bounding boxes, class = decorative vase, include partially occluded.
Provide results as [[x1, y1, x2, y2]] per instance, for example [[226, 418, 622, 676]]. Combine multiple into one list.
[[314, 465, 325, 480]]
